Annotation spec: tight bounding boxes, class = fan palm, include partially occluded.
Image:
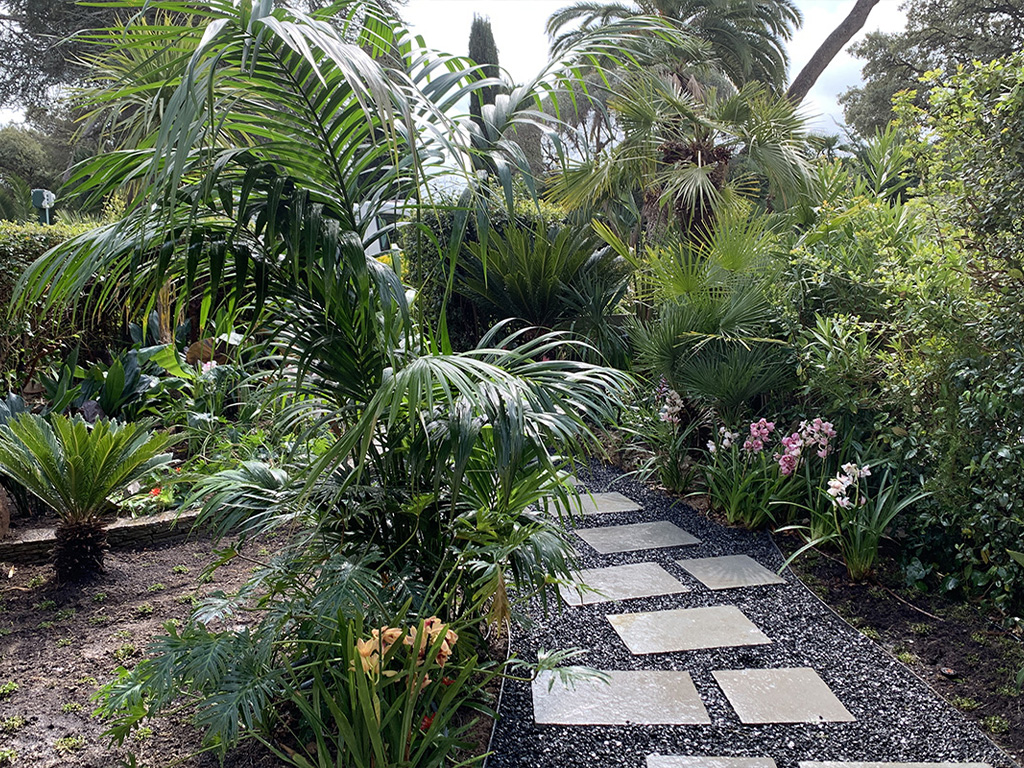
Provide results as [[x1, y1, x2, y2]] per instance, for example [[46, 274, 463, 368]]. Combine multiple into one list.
[[0, 414, 173, 581], [548, 0, 802, 89], [548, 74, 811, 244]]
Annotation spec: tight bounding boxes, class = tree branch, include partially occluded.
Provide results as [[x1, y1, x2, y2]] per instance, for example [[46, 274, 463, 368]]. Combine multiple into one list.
[[786, 0, 882, 105]]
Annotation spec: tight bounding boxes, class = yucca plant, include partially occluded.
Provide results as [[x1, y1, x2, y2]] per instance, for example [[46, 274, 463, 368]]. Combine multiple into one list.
[[0, 414, 174, 581]]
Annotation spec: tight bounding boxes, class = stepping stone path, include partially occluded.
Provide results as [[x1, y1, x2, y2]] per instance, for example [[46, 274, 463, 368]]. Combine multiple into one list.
[[608, 605, 770, 654], [487, 466, 1014, 768], [559, 562, 691, 606]]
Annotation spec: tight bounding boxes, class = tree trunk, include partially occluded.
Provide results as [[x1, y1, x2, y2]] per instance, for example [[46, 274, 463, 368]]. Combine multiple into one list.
[[786, 0, 882, 106]]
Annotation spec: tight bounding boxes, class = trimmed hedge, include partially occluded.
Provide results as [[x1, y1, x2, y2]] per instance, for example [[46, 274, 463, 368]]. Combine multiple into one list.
[[0, 221, 123, 388]]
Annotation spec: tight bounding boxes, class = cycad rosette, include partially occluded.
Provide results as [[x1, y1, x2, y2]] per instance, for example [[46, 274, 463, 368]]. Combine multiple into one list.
[[0, 414, 174, 581]]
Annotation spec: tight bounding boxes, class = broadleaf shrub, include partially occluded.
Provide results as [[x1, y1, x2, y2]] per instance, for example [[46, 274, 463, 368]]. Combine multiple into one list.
[[0, 221, 122, 387]]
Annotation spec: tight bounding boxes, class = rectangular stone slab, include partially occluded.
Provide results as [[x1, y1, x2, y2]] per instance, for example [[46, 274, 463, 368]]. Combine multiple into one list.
[[713, 667, 855, 724], [676, 555, 786, 590], [533, 669, 711, 725], [649, 758, 778, 768], [609, 605, 771, 654], [576, 521, 700, 554], [557, 491, 642, 516], [799, 764, 992, 768], [560, 562, 690, 606]]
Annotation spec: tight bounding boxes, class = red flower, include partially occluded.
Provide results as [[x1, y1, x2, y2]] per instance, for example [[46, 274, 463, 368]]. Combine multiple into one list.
[[420, 714, 435, 731], [441, 677, 454, 686], [150, 487, 162, 496]]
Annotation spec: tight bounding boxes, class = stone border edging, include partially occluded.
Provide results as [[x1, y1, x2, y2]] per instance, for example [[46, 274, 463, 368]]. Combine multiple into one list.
[[0, 509, 202, 564]]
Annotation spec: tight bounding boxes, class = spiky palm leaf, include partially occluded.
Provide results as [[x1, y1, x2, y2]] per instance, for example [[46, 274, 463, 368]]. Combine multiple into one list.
[[0, 414, 173, 579], [548, 0, 802, 88]]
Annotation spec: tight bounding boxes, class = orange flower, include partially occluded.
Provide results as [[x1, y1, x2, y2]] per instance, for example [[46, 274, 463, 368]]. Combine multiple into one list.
[[355, 638, 380, 674]]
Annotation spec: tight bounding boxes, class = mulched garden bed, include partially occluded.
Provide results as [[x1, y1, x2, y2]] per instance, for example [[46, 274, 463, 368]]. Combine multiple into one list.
[[780, 540, 1024, 765]]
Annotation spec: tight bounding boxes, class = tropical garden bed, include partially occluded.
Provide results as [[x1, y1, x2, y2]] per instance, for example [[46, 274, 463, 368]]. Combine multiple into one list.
[[2, 0, 1024, 766]]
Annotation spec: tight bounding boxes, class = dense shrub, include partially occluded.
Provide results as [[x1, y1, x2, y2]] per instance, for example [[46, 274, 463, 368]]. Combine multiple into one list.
[[402, 195, 574, 351], [0, 221, 122, 387]]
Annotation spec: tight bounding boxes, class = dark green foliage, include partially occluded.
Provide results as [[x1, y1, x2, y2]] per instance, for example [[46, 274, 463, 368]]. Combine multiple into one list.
[[547, 0, 802, 89], [0, 221, 122, 388], [468, 15, 500, 130], [460, 223, 631, 365]]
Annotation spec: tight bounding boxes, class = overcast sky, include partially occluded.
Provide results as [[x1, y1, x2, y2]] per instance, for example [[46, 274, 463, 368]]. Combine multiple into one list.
[[403, 0, 909, 132]]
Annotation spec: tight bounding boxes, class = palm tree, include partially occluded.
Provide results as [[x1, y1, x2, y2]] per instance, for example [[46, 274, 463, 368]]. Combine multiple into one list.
[[547, 73, 811, 244], [0, 415, 173, 581], [10, 0, 652, 595], [547, 0, 803, 90]]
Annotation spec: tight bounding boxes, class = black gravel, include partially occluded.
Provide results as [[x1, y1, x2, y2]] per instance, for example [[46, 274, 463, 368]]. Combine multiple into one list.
[[487, 462, 1018, 768]]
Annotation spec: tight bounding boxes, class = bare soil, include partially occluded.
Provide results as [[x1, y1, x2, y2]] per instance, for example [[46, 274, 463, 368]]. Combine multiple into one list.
[[0, 534, 501, 768], [779, 536, 1024, 765], [0, 536, 281, 768]]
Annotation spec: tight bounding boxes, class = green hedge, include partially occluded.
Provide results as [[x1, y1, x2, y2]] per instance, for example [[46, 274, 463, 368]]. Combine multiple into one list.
[[0, 221, 123, 388]]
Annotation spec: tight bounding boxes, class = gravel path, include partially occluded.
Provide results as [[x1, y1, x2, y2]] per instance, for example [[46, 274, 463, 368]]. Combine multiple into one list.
[[486, 463, 1018, 768]]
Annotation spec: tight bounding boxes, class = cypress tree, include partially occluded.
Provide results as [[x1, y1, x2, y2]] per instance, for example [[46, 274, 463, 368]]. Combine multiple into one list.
[[468, 15, 500, 130]]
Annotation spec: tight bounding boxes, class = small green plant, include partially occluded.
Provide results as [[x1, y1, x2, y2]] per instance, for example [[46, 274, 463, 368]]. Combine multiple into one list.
[[174, 593, 195, 605], [967, 653, 982, 665], [89, 614, 110, 626], [0, 715, 25, 732], [0, 625, 10, 637], [171, 565, 189, 574], [75, 676, 98, 687], [113, 643, 138, 663], [92, 593, 107, 603], [56, 637, 72, 648], [33, 599, 56, 611], [114, 629, 132, 639], [54, 608, 76, 622], [971, 631, 990, 645], [134, 726, 154, 741], [0, 748, 16, 766], [0, 681, 18, 699], [38, 620, 55, 629], [26, 575, 45, 589], [861, 627, 881, 641], [909, 622, 933, 636], [982, 715, 1010, 734], [61, 701, 83, 713], [996, 684, 1021, 698], [134, 603, 155, 618], [950, 696, 980, 711], [54, 735, 86, 754], [895, 649, 919, 664], [147, 583, 166, 593]]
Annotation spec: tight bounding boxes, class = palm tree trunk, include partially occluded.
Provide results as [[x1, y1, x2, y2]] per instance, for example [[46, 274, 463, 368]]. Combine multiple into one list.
[[786, 0, 881, 105]]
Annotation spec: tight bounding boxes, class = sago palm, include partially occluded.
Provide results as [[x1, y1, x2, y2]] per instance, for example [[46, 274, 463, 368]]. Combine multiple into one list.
[[0, 414, 173, 581]]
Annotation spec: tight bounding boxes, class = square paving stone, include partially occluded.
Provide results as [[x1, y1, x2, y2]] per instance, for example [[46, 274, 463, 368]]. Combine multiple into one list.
[[558, 491, 642, 516], [576, 521, 700, 554], [713, 667, 855, 724], [799, 764, 992, 768], [559, 562, 690, 606], [533, 669, 711, 725], [608, 605, 771, 654], [649, 757, 778, 768], [676, 555, 786, 590]]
